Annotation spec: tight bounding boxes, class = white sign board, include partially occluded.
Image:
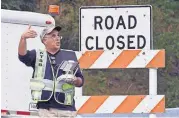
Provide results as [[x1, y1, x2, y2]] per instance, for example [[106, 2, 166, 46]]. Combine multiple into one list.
[[80, 6, 152, 51]]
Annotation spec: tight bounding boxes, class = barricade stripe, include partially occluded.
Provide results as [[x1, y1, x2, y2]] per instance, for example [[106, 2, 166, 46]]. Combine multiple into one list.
[[1, 95, 165, 114], [76, 50, 165, 69], [75, 52, 82, 60], [75, 96, 91, 111], [150, 97, 165, 113], [77, 96, 108, 114], [109, 50, 141, 68], [78, 50, 104, 69], [132, 95, 164, 113], [95, 96, 127, 113], [113, 95, 145, 113], [127, 50, 159, 68], [90, 51, 122, 69], [146, 50, 165, 68]]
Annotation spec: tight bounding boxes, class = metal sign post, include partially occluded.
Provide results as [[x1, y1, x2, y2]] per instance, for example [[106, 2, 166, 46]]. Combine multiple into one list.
[[149, 69, 158, 118]]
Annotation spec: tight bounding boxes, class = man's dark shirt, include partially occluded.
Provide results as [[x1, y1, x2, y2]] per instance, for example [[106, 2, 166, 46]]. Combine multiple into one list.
[[18, 49, 84, 111]]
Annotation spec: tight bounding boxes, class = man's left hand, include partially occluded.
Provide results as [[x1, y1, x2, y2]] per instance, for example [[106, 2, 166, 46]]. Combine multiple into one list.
[[65, 77, 82, 87]]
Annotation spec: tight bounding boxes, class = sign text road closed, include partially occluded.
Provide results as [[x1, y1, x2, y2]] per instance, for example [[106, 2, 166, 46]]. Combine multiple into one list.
[[80, 6, 152, 51]]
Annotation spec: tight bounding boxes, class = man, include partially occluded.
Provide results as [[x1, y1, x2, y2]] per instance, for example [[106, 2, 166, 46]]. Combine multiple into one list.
[[18, 25, 84, 117]]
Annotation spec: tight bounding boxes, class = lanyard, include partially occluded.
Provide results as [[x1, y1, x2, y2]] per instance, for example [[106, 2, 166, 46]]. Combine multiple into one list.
[[47, 54, 61, 79]]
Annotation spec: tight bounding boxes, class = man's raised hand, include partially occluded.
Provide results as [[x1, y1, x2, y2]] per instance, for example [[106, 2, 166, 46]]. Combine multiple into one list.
[[21, 25, 37, 39]]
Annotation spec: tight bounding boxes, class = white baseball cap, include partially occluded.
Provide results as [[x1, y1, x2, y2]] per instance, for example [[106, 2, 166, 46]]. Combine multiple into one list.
[[40, 25, 61, 40]]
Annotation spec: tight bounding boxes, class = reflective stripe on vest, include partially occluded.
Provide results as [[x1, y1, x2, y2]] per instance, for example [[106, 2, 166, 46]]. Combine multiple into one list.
[[30, 49, 53, 102], [30, 79, 53, 91], [54, 75, 75, 105]]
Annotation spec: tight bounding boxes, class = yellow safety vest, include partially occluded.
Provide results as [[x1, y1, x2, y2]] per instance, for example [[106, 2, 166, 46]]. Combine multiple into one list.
[[30, 49, 75, 105]]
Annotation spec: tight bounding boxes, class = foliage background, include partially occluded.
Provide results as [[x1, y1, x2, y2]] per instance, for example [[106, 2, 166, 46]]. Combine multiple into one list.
[[2, 0, 179, 108]]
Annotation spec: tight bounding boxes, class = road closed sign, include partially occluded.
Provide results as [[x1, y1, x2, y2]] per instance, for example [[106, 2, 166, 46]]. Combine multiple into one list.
[[80, 6, 152, 51]]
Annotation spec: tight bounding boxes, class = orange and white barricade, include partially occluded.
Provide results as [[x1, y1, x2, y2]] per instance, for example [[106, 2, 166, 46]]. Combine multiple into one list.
[[74, 49, 165, 114]]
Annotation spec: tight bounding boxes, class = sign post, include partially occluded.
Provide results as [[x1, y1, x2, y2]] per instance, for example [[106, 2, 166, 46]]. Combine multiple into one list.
[[149, 69, 158, 118]]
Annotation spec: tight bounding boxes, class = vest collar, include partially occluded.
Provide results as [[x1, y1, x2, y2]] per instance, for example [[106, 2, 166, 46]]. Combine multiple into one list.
[[47, 49, 61, 56]]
